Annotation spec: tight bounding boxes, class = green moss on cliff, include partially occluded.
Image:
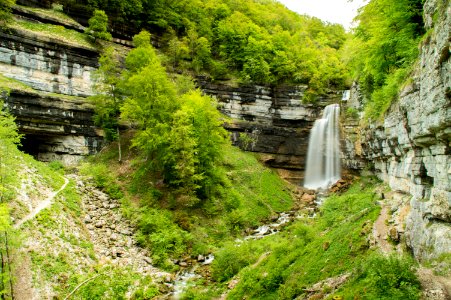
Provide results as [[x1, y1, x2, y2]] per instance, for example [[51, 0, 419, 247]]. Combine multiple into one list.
[[10, 19, 95, 50]]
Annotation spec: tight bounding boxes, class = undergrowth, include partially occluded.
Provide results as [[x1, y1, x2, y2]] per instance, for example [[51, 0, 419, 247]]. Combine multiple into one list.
[[80, 138, 294, 269], [10, 19, 95, 49], [16, 4, 80, 27], [183, 177, 420, 299]]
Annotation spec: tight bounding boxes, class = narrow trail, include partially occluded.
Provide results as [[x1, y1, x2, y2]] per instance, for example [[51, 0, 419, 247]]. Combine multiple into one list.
[[372, 204, 393, 254], [13, 176, 69, 229], [373, 200, 451, 300]]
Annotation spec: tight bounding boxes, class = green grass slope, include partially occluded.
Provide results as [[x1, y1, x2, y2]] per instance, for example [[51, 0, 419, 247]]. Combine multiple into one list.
[[80, 138, 294, 269], [182, 177, 421, 299]]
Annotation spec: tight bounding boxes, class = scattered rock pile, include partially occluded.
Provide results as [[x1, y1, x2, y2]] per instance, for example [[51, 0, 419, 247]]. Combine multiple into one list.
[[70, 175, 169, 280]]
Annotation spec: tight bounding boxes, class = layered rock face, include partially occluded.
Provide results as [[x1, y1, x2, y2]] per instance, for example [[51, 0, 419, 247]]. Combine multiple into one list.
[[0, 29, 97, 97], [0, 29, 102, 164], [344, 0, 450, 260], [198, 79, 342, 182], [3, 90, 102, 164]]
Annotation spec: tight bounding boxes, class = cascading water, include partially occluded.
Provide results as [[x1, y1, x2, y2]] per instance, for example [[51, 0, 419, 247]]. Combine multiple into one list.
[[304, 104, 341, 190]]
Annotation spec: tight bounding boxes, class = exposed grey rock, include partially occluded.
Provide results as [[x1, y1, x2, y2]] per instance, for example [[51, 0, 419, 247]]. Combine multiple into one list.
[[342, 0, 451, 260], [0, 29, 97, 97], [197, 79, 343, 183], [83, 215, 92, 223]]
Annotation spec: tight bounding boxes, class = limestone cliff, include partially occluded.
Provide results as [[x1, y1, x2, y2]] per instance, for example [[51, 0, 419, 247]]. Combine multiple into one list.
[[344, 0, 450, 260], [0, 28, 97, 97], [3, 89, 102, 164], [197, 79, 342, 182], [0, 28, 102, 163], [0, 22, 342, 177]]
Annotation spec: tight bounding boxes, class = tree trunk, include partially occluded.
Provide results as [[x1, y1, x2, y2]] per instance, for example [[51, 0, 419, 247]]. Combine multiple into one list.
[[117, 126, 122, 163]]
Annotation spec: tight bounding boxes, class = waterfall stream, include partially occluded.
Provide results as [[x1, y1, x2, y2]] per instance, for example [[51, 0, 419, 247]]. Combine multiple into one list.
[[304, 104, 341, 190]]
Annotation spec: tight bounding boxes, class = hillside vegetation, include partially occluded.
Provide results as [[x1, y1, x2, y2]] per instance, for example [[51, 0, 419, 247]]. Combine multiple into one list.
[[54, 0, 349, 101], [80, 136, 294, 268], [180, 178, 421, 300], [0, 0, 443, 298], [344, 0, 426, 121]]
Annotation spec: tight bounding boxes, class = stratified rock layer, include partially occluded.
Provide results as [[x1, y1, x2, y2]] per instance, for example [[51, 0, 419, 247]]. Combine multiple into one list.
[[0, 28, 102, 163], [0, 28, 97, 97], [344, 0, 451, 260], [3, 89, 102, 164], [197, 79, 342, 182]]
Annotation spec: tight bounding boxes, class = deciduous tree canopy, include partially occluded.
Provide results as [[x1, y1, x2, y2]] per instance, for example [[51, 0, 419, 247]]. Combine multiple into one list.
[[60, 0, 349, 101]]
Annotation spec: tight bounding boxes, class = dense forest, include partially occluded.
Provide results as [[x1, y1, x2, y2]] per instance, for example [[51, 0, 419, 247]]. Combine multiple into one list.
[[56, 0, 349, 101]]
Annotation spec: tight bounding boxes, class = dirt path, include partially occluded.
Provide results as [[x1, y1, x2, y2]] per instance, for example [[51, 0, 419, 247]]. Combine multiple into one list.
[[12, 253, 33, 300], [373, 201, 451, 299], [13, 176, 69, 229], [372, 204, 393, 254], [417, 268, 451, 300]]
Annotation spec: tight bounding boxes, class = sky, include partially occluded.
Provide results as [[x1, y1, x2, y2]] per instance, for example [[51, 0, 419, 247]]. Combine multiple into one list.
[[276, 0, 368, 30]]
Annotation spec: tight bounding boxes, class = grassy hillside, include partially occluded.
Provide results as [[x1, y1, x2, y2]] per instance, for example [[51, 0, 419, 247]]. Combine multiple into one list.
[[182, 177, 421, 299], [80, 136, 294, 268], [0, 129, 161, 298]]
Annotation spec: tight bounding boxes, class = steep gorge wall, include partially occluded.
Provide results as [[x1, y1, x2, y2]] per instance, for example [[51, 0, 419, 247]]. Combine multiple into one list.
[[0, 29, 102, 163], [344, 0, 450, 260], [0, 29, 97, 97], [3, 90, 102, 164], [197, 79, 342, 182], [0, 24, 342, 177]]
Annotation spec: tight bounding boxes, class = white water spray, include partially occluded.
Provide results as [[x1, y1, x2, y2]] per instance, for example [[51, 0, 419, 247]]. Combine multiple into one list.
[[304, 104, 341, 190]]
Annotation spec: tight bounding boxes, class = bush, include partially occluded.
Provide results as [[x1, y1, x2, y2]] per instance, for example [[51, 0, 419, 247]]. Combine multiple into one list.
[[68, 266, 159, 299], [80, 163, 123, 199], [136, 208, 191, 268], [345, 107, 359, 119], [48, 160, 64, 173], [85, 9, 112, 41], [358, 254, 421, 299], [211, 241, 262, 282]]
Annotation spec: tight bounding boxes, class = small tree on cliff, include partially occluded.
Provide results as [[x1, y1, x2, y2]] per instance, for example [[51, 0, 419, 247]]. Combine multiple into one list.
[[85, 10, 112, 42], [90, 47, 123, 161], [0, 0, 15, 27]]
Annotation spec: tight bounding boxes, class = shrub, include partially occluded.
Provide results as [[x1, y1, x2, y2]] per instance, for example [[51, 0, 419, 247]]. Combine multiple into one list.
[[211, 241, 262, 282], [48, 160, 64, 172], [80, 163, 123, 199], [85, 9, 112, 41], [358, 254, 421, 299], [136, 208, 191, 267]]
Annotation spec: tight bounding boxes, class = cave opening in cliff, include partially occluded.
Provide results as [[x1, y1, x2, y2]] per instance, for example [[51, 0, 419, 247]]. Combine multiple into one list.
[[19, 134, 47, 159]]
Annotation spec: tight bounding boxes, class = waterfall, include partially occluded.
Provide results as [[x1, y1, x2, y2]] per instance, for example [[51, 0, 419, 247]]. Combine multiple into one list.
[[304, 104, 341, 190]]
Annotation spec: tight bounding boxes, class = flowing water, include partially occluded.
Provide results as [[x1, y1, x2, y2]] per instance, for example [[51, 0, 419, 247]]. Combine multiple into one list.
[[304, 104, 341, 190]]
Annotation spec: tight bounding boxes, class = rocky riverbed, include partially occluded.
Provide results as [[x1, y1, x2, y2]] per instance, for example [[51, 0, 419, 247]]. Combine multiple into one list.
[[71, 174, 170, 280]]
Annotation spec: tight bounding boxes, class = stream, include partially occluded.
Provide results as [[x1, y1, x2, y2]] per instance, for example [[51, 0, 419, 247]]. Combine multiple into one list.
[[169, 204, 321, 298]]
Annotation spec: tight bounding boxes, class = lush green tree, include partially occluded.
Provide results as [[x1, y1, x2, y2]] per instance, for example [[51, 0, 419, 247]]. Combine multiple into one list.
[[215, 11, 262, 68], [121, 31, 178, 175], [0, 103, 20, 147], [63, 0, 350, 90], [89, 47, 124, 161], [167, 34, 189, 70], [85, 9, 112, 42], [0, 0, 15, 27], [167, 90, 228, 198], [191, 37, 212, 73], [0, 100, 20, 297], [241, 36, 272, 83], [345, 0, 424, 120], [121, 31, 228, 198]]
